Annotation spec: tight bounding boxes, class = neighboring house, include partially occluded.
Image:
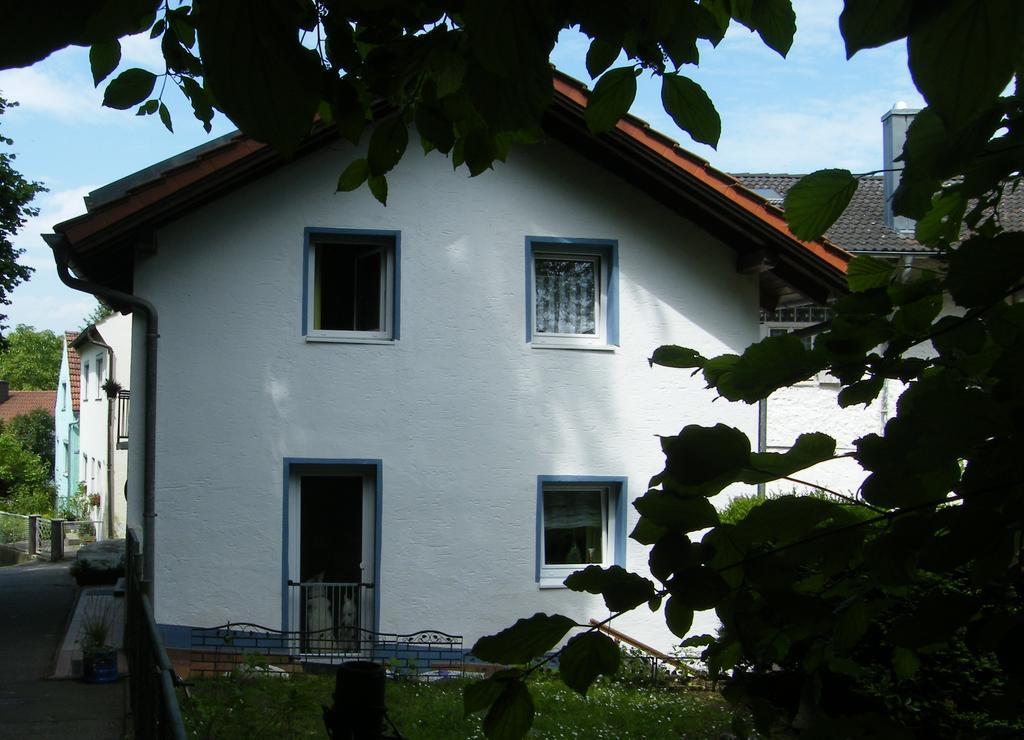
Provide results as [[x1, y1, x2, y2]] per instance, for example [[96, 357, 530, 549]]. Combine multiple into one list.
[[737, 106, 1023, 495], [72, 314, 132, 538], [0, 382, 56, 425], [54, 332, 81, 502], [45, 72, 849, 652]]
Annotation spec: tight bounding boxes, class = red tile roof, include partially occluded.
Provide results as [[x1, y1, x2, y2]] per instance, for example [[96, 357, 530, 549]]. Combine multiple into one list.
[[65, 332, 81, 413], [0, 390, 57, 423], [49, 70, 849, 306]]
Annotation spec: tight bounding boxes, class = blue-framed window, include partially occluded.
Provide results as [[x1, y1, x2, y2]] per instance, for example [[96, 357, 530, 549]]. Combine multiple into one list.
[[536, 476, 627, 587], [302, 228, 401, 342], [525, 237, 619, 348]]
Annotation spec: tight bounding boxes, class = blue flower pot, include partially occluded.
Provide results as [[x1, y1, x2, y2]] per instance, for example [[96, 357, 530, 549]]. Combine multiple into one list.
[[83, 648, 119, 684]]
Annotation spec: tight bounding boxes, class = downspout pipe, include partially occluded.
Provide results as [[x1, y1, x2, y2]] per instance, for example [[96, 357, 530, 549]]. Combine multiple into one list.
[[49, 237, 159, 600]]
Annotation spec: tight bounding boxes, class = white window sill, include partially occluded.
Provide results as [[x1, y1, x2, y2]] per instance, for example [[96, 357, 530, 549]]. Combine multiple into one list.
[[538, 579, 570, 589], [305, 335, 396, 345], [531, 342, 616, 352]]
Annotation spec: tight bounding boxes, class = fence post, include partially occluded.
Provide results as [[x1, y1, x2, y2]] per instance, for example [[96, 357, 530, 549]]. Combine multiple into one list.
[[50, 519, 64, 561], [28, 515, 38, 555]]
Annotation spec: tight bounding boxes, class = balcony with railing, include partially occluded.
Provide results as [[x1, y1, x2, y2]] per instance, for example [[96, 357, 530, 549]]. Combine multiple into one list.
[[116, 390, 130, 448]]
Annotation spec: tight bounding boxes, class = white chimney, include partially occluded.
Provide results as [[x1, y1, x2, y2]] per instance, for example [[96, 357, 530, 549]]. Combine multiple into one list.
[[882, 105, 920, 234]]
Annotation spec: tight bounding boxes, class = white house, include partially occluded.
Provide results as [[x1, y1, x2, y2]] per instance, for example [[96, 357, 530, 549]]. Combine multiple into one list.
[[72, 313, 132, 538], [46, 72, 848, 653], [54, 332, 81, 503]]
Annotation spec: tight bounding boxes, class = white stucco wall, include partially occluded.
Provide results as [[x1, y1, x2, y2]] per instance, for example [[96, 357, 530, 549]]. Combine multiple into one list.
[[76, 313, 133, 536], [54, 336, 77, 500], [129, 134, 762, 650]]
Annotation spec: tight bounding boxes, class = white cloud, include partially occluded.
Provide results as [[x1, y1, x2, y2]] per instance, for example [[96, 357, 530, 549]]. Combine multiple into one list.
[[119, 32, 165, 70], [12, 185, 94, 268], [0, 66, 102, 120]]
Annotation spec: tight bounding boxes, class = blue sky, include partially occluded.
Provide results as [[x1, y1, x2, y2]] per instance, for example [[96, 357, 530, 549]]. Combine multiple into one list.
[[0, 0, 922, 334]]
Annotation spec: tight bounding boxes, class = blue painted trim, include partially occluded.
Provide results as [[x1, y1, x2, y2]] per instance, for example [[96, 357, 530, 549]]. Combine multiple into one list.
[[524, 236, 620, 346], [535, 475, 629, 583], [158, 623, 194, 650], [301, 227, 401, 339], [281, 457, 384, 634]]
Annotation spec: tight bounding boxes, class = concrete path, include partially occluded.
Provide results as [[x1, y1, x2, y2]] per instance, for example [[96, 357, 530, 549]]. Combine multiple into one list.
[[0, 560, 126, 739]]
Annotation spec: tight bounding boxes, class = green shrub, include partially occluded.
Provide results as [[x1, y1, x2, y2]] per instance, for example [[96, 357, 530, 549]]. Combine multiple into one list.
[[0, 432, 54, 514]]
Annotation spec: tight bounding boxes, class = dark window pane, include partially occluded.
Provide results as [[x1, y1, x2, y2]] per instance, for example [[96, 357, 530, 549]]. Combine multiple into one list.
[[315, 244, 383, 331], [543, 490, 602, 565]]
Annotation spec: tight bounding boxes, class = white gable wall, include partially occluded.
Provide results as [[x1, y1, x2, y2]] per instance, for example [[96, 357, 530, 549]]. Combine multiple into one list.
[[77, 313, 133, 536], [131, 135, 760, 649]]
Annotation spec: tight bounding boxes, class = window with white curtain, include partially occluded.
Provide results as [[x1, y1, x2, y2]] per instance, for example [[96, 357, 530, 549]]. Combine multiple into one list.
[[527, 238, 617, 348]]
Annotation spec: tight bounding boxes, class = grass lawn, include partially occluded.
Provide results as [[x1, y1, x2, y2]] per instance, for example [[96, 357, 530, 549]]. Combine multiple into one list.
[[179, 671, 732, 738]]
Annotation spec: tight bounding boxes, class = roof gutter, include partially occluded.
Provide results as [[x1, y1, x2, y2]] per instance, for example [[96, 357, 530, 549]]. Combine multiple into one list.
[[47, 234, 159, 601]]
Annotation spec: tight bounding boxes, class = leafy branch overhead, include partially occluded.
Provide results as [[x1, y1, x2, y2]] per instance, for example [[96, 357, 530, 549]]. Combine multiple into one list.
[[4, 1, 1024, 738], [0, 0, 796, 206]]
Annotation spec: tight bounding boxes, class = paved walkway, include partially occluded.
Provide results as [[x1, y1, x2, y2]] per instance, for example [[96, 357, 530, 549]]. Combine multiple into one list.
[[0, 560, 126, 739]]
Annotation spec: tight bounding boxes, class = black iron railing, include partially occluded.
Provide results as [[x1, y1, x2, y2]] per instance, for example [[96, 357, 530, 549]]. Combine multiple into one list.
[[189, 621, 464, 679], [126, 529, 186, 740], [116, 390, 130, 446]]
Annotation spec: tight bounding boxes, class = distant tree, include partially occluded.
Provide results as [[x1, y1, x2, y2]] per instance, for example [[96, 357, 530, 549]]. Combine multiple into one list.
[[0, 95, 44, 347], [80, 299, 114, 329], [6, 408, 55, 477], [0, 431, 54, 515], [0, 324, 62, 389]]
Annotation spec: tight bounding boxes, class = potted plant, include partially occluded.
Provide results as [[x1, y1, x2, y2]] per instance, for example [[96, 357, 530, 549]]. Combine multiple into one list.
[[88, 493, 101, 508], [101, 378, 122, 399], [79, 602, 119, 683]]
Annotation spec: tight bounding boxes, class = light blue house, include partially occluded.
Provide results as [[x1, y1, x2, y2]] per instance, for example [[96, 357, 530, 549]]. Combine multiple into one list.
[[54, 331, 81, 503]]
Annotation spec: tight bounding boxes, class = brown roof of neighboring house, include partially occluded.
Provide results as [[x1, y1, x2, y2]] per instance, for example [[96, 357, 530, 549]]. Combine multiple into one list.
[[0, 390, 57, 423], [65, 331, 81, 412], [734, 173, 1024, 254], [47, 70, 850, 308]]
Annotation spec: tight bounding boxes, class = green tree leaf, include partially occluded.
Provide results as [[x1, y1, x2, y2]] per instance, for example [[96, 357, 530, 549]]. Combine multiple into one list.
[[558, 631, 620, 695], [668, 566, 729, 610], [634, 489, 719, 533], [482, 679, 534, 740], [660, 424, 750, 492], [367, 115, 409, 177], [891, 647, 919, 680], [838, 376, 885, 408], [195, 0, 321, 155], [838, 0, 912, 58], [783, 169, 857, 241], [728, 0, 796, 56], [584, 66, 637, 134], [336, 158, 369, 193], [464, 668, 520, 717], [709, 334, 826, 403], [629, 516, 666, 545], [471, 613, 576, 665], [660, 74, 721, 147], [101, 67, 156, 110], [740, 432, 837, 484], [946, 233, 1024, 308], [846, 254, 895, 292], [367, 174, 388, 206], [908, 0, 1020, 132], [649, 345, 705, 369], [664, 596, 694, 638], [564, 565, 657, 612], [157, 101, 172, 132], [89, 39, 121, 86], [585, 37, 620, 79]]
